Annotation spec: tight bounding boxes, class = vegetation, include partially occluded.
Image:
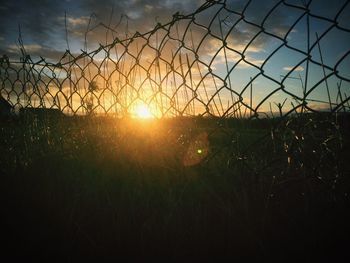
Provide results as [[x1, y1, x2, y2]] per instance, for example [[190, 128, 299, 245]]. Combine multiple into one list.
[[1, 113, 350, 260]]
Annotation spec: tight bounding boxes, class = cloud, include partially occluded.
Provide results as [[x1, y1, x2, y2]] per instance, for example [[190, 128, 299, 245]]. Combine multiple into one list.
[[283, 66, 304, 72], [66, 16, 90, 27], [7, 44, 42, 53], [0, 0, 302, 59], [0, 0, 71, 53], [4, 43, 71, 62]]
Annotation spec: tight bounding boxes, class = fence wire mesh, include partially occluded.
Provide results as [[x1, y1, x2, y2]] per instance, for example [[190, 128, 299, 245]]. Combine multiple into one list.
[[0, 0, 349, 118], [1, 3, 350, 253]]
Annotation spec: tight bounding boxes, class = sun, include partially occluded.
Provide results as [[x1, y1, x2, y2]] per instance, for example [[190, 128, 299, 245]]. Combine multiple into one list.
[[134, 104, 153, 119]]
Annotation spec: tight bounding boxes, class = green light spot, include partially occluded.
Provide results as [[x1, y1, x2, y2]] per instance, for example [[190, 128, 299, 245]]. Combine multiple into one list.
[[197, 149, 202, 154]]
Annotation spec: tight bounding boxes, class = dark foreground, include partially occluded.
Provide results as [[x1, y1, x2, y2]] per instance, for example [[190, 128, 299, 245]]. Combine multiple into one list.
[[1, 114, 350, 261]]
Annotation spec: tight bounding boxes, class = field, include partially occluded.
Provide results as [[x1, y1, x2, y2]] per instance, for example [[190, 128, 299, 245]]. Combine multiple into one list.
[[1, 113, 350, 261]]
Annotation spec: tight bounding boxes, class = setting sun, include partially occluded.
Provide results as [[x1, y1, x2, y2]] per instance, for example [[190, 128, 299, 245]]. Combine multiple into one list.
[[134, 104, 153, 119]]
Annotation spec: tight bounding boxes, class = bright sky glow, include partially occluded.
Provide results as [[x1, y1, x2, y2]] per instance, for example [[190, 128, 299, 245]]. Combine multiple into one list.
[[133, 104, 153, 119]]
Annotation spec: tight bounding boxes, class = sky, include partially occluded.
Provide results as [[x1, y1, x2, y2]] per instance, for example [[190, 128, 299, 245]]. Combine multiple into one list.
[[0, 0, 349, 116], [0, 0, 205, 56]]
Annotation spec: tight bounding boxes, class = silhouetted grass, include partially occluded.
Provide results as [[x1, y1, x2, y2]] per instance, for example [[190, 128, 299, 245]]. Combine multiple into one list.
[[1, 114, 350, 261]]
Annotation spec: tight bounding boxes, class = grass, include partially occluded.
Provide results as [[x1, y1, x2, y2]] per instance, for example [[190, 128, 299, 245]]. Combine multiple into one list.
[[1, 113, 350, 260]]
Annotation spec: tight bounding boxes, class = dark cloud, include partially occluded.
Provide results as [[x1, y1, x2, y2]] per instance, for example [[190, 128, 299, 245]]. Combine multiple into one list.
[[0, 0, 69, 46], [0, 0, 207, 60], [76, 0, 205, 44], [0, 0, 347, 63], [1, 43, 75, 62]]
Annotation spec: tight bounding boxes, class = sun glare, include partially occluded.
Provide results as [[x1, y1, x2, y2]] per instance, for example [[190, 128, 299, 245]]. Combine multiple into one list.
[[134, 104, 153, 119]]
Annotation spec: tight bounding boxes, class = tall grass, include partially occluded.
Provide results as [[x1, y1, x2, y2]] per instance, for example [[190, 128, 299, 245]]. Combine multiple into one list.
[[1, 113, 349, 260]]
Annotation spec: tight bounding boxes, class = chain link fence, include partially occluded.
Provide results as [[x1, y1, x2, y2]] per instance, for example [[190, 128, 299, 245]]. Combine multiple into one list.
[[1, 3, 350, 253], [0, 0, 349, 118]]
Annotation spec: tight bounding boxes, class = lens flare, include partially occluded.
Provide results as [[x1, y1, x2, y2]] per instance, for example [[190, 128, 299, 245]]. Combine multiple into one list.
[[183, 132, 209, 166]]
